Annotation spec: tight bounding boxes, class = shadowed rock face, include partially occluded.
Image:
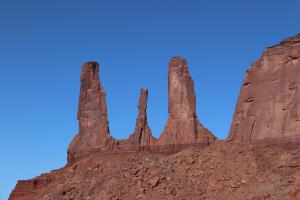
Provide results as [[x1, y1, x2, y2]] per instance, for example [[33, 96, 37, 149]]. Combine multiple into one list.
[[228, 34, 300, 143], [129, 88, 156, 146], [68, 62, 113, 161], [159, 57, 216, 145]]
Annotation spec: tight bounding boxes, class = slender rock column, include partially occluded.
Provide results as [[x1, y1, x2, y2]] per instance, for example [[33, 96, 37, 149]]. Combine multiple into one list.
[[68, 62, 113, 162], [129, 88, 156, 146], [158, 57, 216, 145]]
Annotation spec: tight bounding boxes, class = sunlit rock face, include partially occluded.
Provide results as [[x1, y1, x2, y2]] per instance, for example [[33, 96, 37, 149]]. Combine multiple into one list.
[[228, 34, 300, 143], [129, 88, 156, 146], [158, 57, 216, 145], [68, 62, 113, 161], [67, 57, 216, 164]]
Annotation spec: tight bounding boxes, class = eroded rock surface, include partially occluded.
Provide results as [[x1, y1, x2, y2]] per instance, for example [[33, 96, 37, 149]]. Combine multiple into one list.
[[10, 57, 219, 199], [9, 143, 300, 200], [66, 58, 216, 164], [159, 57, 216, 145], [9, 34, 300, 200], [129, 88, 156, 146], [67, 62, 113, 162], [228, 34, 300, 143]]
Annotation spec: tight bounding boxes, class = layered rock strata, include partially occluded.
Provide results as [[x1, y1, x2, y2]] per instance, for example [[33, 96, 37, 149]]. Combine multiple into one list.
[[158, 57, 216, 145], [228, 34, 300, 143]]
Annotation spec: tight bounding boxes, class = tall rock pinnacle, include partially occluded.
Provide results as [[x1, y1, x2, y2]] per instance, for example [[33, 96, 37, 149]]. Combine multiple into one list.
[[228, 34, 300, 143], [68, 62, 112, 161], [66, 58, 216, 164], [129, 88, 156, 146], [158, 57, 216, 145]]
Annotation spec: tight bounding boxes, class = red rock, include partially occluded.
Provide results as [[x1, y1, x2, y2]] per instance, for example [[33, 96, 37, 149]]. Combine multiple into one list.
[[10, 142, 300, 200], [68, 62, 114, 162], [158, 57, 216, 145], [9, 34, 300, 200], [129, 88, 156, 146], [66, 59, 217, 164], [228, 34, 300, 143]]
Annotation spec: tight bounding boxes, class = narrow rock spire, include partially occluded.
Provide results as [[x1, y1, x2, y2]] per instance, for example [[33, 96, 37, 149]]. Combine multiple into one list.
[[68, 62, 112, 162], [129, 88, 156, 146], [158, 57, 216, 145]]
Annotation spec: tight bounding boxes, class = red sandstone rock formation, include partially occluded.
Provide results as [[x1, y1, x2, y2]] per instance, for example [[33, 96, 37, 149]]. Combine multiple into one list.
[[228, 34, 300, 143], [158, 57, 216, 145], [68, 62, 114, 162], [129, 88, 156, 146], [10, 35, 300, 200], [66, 58, 216, 164]]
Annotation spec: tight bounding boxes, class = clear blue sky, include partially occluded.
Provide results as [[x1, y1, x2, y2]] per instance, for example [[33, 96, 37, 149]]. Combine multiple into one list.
[[0, 0, 299, 199]]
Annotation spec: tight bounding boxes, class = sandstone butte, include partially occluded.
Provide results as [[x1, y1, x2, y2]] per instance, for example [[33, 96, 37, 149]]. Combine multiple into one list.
[[9, 34, 300, 200]]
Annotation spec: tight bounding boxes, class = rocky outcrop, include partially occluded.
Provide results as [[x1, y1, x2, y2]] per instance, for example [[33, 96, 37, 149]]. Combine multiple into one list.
[[66, 58, 216, 164], [158, 57, 216, 145], [67, 62, 114, 162], [10, 34, 300, 200], [9, 178, 54, 200], [129, 88, 156, 146], [228, 34, 300, 143]]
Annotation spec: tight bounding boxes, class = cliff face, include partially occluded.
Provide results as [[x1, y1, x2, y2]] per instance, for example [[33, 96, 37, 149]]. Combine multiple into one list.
[[159, 57, 216, 145], [228, 34, 300, 143]]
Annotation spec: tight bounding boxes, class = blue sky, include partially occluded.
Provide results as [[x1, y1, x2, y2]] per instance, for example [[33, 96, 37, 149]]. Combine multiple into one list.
[[0, 0, 299, 199]]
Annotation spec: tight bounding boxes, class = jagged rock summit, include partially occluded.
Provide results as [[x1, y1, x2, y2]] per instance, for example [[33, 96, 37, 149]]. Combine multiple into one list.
[[159, 57, 216, 145], [228, 34, 300, 143], [67, 57, 215, 164], [129, 88, 156, 146]]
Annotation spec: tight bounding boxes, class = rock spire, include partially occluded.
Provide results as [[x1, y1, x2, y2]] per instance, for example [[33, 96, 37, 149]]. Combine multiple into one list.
[[67, 57, 216, 164], [68, 62, 112, 161], [158, 57, 216, 145], [129, 88, 156, 146]]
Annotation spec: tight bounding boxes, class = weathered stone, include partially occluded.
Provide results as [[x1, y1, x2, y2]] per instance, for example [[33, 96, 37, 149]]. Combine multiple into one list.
[[158, 57, 216, 145], [228, 34, 300, 143], [68, 62, 113, 162], [9, 34, 300, 200], [66, 58, 216, 164], [129, 88, 156, 146]]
